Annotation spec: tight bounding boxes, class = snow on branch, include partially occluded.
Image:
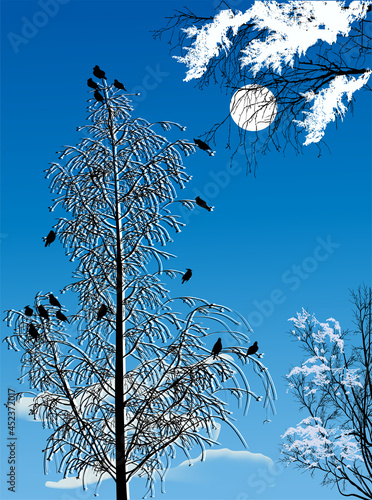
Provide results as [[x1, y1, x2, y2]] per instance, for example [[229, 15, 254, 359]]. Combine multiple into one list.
[[175, 1, 371, 81], [295, 71, 372, 145]]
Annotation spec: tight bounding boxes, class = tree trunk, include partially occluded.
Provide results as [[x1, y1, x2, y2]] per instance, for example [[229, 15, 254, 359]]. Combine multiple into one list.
[[115, 220, 128, 500]]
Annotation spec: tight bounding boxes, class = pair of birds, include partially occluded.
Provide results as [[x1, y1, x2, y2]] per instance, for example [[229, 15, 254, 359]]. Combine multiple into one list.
[[211, 339, 259, 359]]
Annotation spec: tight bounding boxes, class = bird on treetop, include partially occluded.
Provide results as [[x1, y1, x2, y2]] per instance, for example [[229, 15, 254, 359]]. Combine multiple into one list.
[[195, 196, 214, 212], [181, 268, 192, 284], [24, 305, 33, 317], [212, 338, 222, 359], [37, 304, 49, 321], [113, 79, 127, 91], [94, 90, 104, 103], [87, 78, 99, 90], [56, 310, 69, 323], [194, 138, 215, 156], [49, 294, 62, 308], [97, 304, 108, 320], [29, 324, 39, 340], [43, 230, 56, 247], [247, 341, 259, 357], [93, 65, 106, 79]]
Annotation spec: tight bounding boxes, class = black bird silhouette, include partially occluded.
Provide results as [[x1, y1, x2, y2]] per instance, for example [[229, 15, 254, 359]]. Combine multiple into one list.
[[56, 310, 69, 323], [195, 196, 214, 212], [113, 79, 126, 91], [29, 323, 39, 340], [49, 294, 62, 308], [24, 305, 33, 317], [37, 304, 49, 321], [87, 78, 99, 90], [97, 304, 108, 320], [247, 341, 259, 356], [94, 90, 104, 103], [194, 138, 215, 156], [93, 65, 106, 79], [44, 230, 56, 247], [181, 268, 192, 284], [212, 338, 222, 359]]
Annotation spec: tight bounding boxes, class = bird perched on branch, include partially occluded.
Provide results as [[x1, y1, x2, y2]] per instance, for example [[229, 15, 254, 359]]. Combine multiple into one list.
[[194, 138, 215, 156], [181, 268, 192, 284], [24, 306, 33, 317], [29, 324, 39, 340], [56, 310, 69, 323], [94, 90, 104, 103], [37, 304, 49, 321], [113, 79, 126, 91], [93, 65, 106, 79], [195, 196, 214, 212], [49, 294, 62, 308], [87, 78, 99, 90], [247, 341, 259, 357], [97, 304, 108, 320], [43, 230, 56, 247], [212, 338, 222, 359]]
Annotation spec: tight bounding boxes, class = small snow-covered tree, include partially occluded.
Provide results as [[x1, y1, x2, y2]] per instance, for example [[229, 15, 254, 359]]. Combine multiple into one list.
[[154, 1, 372, 173], [4, 72, 277, 499], [281, 286, 372, 500]]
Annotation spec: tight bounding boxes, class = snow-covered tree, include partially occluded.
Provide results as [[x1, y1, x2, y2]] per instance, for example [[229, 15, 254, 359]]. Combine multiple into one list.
[[154, 1, 372, 173], [281, 285, 372, 500], [4, 72, 277, 499]]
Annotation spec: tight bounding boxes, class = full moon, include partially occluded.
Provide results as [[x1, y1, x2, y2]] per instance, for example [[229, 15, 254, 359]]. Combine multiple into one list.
[[230, 85, 277, 131]]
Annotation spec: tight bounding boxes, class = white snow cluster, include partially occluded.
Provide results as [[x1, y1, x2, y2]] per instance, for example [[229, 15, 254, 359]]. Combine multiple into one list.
[[295, 71, 371, 145], [282, 416, 363, 463], [175, 1, 370, 80]]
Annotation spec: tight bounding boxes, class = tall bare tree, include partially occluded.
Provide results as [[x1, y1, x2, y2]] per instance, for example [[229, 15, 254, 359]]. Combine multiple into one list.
[[4, 72, 277, 499], [154, 1, 372, 173], [281, 285, 372, 500]]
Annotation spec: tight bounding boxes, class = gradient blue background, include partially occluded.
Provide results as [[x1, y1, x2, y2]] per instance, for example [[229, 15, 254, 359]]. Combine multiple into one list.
[[1, 1, 371, 499]]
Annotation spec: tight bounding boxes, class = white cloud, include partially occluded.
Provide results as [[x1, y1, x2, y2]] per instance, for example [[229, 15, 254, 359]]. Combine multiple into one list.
[[45, 470, 112, 490], [15, 396, 40, 421], [166, 448, 274, 482]]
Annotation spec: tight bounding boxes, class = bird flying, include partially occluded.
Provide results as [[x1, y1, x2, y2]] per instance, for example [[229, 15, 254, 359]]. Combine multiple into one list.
[[195, 196, 214, 212], [87, 78, 99, 90], [43, 230, 56, 247], [29, 324, 39, 340], [181, 268, 192, 284], [194, 138, 215, 156], [93, 65, 106, 79], [37, 304, 49, 321], [56, 310, 69, 323], [247, 341, 259, 356], [97, 304, 108, 320], [113, 79, 126, 91], [24, 306, 33, 317], [94, 90, 104, 103], [49, 294, 62, 308], [212, 338, 222, 359]]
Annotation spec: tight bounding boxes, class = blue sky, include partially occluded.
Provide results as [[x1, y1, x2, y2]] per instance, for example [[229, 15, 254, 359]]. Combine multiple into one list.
[[1, 1, 371, 499]]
